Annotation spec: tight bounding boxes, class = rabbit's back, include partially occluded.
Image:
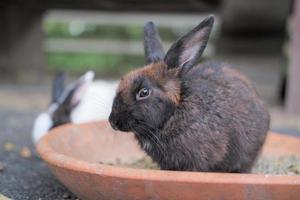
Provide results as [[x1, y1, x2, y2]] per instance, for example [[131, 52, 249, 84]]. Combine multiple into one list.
[[168, 61, 270, 172], [183, 61, 269, 130]]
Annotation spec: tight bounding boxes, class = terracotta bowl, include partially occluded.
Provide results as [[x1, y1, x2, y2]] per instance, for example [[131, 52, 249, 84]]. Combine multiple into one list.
[[37, 121, 300, 200]]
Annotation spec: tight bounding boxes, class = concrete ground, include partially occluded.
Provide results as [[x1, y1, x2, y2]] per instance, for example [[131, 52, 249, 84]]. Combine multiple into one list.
[[0, 109, 78, 200]]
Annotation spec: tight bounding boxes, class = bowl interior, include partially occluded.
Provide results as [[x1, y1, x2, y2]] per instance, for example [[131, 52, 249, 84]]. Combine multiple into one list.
[[47, 122, 146, 165]]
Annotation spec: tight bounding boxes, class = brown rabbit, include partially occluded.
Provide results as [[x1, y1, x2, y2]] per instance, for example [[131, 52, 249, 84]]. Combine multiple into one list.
[[109, 15, 270, 173]]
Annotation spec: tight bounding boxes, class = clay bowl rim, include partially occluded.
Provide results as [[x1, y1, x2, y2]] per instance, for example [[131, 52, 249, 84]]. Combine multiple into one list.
[[37, 121, 300, 185]]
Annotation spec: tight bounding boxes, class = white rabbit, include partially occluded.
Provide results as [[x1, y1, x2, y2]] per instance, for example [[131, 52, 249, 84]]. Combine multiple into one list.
[[32, 71, 118, 143]]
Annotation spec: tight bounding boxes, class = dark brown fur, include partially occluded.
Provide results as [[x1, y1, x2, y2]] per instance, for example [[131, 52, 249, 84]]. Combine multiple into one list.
[[109, 16, 270, 173], [117, 62, 181, 105]]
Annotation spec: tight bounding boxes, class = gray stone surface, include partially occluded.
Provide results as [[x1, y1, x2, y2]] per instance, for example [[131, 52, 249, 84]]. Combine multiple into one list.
[[0, 109, 78, 200]]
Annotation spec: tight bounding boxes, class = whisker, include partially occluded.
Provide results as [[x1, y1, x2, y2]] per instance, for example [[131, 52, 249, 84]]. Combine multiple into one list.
[[134, 123, 167, 159]]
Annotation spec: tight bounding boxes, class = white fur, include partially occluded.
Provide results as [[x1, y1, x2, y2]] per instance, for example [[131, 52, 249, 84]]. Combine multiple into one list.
[[32, 113, 53, 143], [32, 79, 118, 144], [71, 80, 118, 123]]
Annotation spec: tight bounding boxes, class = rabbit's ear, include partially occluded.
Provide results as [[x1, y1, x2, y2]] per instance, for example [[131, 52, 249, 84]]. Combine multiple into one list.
[[164, 15, 214, 74], [143, 22, 165, 64], [52, 72, 65, 103], [61, 71, 94, 110]]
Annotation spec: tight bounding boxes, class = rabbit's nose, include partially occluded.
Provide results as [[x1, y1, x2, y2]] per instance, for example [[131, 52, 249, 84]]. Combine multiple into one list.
[[108, 111, 131, 132], [109, 113, 118, 130]]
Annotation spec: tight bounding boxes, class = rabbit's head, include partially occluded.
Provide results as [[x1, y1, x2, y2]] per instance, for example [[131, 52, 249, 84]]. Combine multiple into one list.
[[51, 71, 94, 127], [109, 16, 214, 133]]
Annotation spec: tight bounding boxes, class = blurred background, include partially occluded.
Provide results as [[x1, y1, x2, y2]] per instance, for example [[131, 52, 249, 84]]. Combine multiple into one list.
[[1, 0, 300, 125], [1, 0, 300, 199]]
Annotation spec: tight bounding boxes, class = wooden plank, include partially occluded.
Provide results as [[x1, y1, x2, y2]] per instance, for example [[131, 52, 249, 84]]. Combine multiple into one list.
[[44, 38, 214, 57]]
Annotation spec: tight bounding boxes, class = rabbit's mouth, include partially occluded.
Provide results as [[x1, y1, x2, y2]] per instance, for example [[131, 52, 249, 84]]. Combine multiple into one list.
[[108, 112, 131, 132], [110, 121, 131, 132]]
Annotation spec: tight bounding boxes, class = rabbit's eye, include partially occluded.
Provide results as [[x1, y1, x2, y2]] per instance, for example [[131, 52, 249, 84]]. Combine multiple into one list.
[[136, 88, 151, 100]]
